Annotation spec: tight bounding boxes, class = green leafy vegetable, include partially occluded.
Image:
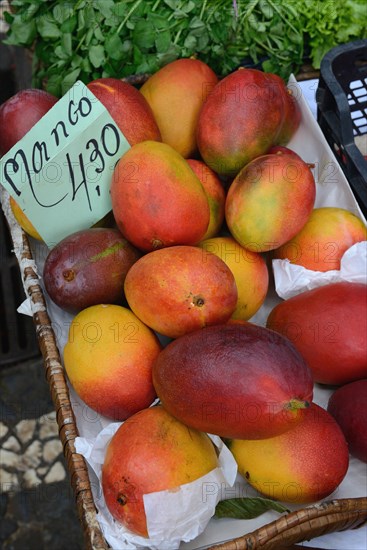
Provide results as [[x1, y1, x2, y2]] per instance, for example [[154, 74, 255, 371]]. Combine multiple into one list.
[[4, 0, 367, 96], [215, 497, 290, 520]]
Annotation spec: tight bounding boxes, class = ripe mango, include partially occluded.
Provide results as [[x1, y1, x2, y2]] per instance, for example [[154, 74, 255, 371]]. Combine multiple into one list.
[[124, 245, 237, 338], [228, 403, 349, 503], [196, 68, 285, 177], [187, 159, 225, 239], [111, 141, 210, 251], [199, 236, 269, 321], [225, 151, 316, 252], [153, 323, 313, 439], [10, 196, 42, 241], [267, 282, 367, 385], [87, 78, 161, 145], [269, 74, 301, 145], [140, 58, 218, 157], [64, 305, 161, 420], [43, 228, 140, 313], [328, 379, 367, 463], [273, 207, 367, 271], [102, 405, 218, 537]]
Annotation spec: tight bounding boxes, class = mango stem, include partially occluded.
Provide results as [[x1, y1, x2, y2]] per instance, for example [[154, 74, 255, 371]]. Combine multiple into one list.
[[285, 399, 310, 410]]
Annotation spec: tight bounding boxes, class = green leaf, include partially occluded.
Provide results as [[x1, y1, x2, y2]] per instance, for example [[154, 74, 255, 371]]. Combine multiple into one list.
[[184, 34, 197, 50], [46, 74, 63, 97], [3, 11, 13, 25], [55, 45, 68, 60], [122, 39, 133, 53], [89, 45, 105, 68], [197, 32, 209, 51], [163, 0, 181, 9], [189, 16, 206, 30], [61, 33, 73, 57], [61, 15, 77, 34], [155, 30, 171, 53], [181, 1, 196, 14], [105, 33, 125, 61], [77, 9, 85, 32], [149, 13, 170, 30], [215, 498, 290, 520], [95, 0, 115, 19], [133, 44, 144, 65], [22, 3, 41, 21], [94, 26, 105, 43], [133, 20, 155, 50], [37, 15, 61, 40], [53, 4, 74, 25], [62, 67, 81, 94], [5, 18, 36, 46], [84, 5, 97, 27]]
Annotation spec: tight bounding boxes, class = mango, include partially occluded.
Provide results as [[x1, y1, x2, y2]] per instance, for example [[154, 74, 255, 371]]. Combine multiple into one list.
[[10, 196, 42, 240], [87, 78, 161, 145], [267, 282, 367, 385], [269, 74, 301, 145], [102, 405, 218, 537], [43, 228, 141, 313], [153, 323, 313, 439], [187, 159, 226, 239], [228, 403, 349, 504], [328, 379, 367, 463], [273, 207, 367, 271], [196, 68, 285, 177], [111, 141, 210, 251], [140, 58, 218, 157], [124, 245, 237, 338], [63, 305, 161, 420], [199, 236, 269, 321], [0, 88, 58, 156], [225, 151, 316, 252]]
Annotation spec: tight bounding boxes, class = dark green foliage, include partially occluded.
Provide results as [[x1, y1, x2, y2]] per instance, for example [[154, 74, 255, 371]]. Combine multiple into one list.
[[4, 0, 367, 96]]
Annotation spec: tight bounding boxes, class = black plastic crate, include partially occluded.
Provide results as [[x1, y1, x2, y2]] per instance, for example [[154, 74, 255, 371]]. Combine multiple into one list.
[[316, 39, 367, 216]]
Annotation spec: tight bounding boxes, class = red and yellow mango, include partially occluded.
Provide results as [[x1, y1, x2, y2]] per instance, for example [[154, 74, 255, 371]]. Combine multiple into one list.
[[111, 141, 210, 251], [228, 403, 349, 503], [102, 405, 218, 537], [63, 304, 161, 420]]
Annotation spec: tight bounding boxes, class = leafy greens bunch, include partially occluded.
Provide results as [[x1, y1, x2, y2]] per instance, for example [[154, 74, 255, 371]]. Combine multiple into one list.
[[4, 0, 367, 97]]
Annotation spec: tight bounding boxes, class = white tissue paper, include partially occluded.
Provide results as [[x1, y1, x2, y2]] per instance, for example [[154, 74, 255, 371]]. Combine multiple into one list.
[[273, 241, 367, 299], [75, 425, 237, 550]]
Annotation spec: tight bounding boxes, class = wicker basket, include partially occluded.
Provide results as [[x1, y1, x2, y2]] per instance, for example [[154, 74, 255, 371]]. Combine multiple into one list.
[[1, 55, 367, 547], [1, 186, 367, 550]]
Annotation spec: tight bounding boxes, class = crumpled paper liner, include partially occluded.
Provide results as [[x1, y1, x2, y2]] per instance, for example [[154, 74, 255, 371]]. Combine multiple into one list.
[[75, 424, 238, 550], [273, 241, 367, 299]]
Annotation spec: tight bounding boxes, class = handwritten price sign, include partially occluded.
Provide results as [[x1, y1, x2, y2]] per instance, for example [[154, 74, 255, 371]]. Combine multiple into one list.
[[0, 81, 130, 247]]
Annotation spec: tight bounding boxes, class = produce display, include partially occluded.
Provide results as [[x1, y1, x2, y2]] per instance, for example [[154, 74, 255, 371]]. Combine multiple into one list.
[[1, 55, 366, 548]]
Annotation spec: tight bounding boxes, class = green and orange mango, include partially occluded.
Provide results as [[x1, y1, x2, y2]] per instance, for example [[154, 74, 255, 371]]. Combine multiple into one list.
[[225, 150, 316, 252]]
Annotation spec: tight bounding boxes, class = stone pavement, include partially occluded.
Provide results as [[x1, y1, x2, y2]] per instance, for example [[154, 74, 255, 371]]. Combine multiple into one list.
[[0, 357, 84, 549]]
